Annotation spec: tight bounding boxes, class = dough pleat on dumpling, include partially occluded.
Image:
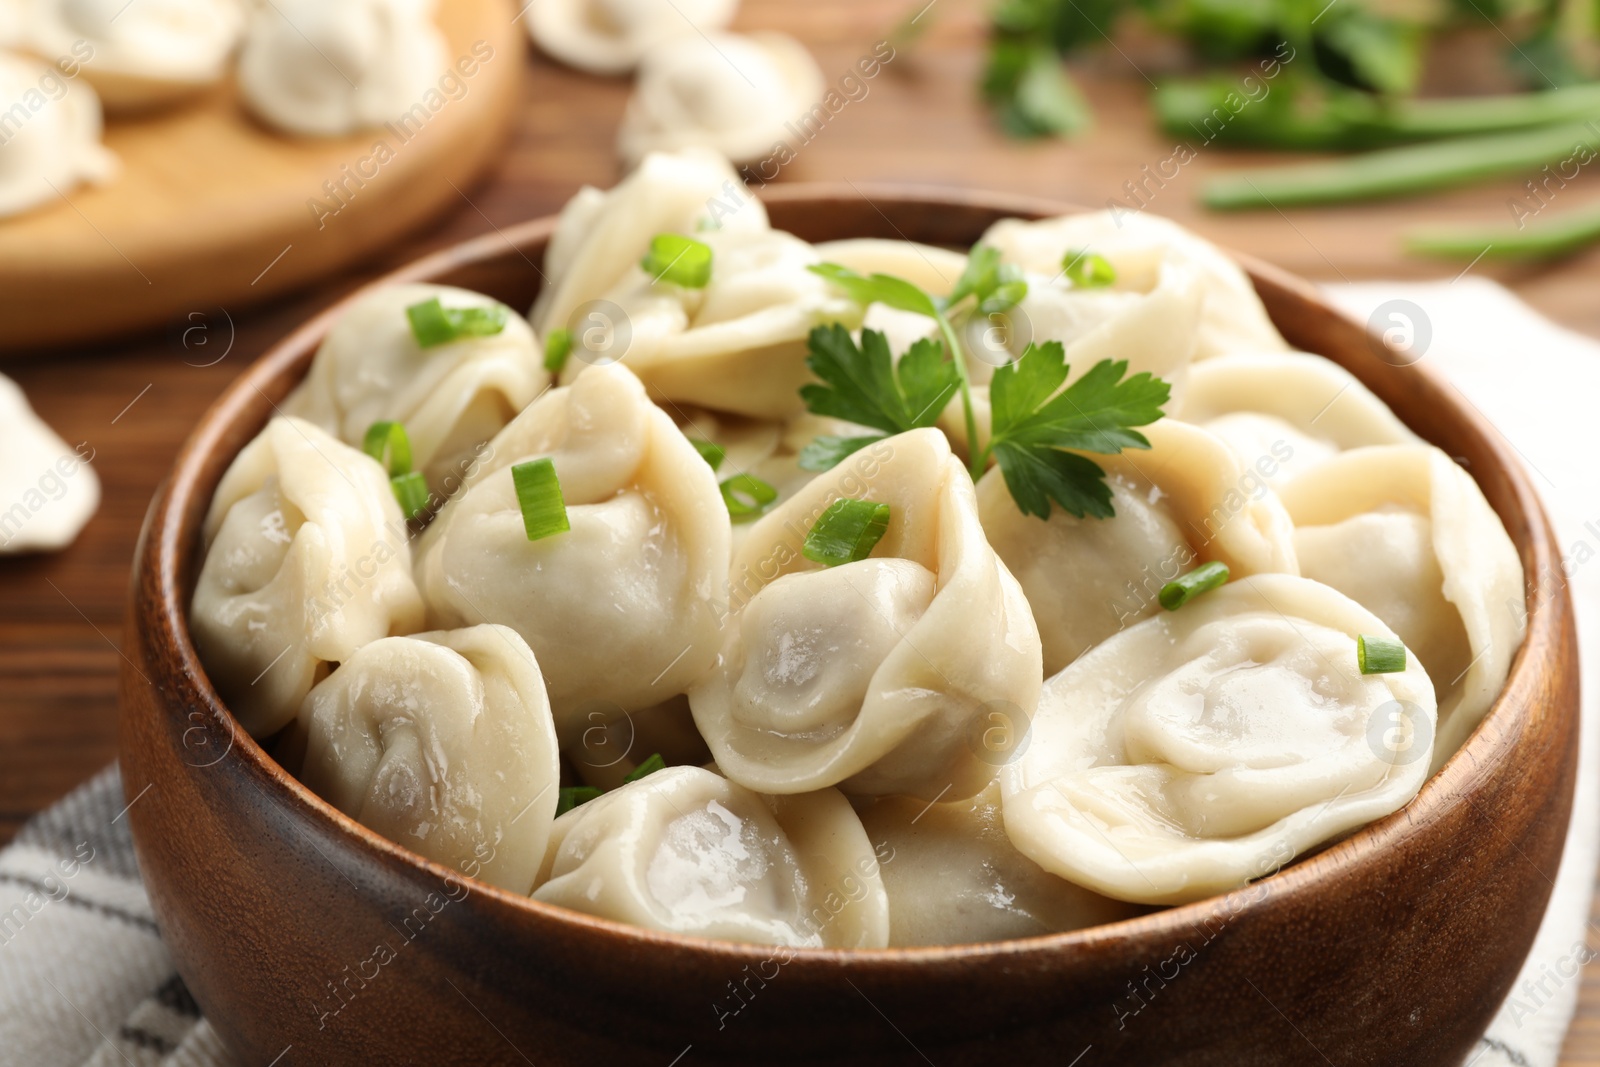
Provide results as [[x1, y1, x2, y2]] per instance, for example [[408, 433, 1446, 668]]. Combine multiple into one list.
[[1277, 443, 1526, 772], [692, 427, 1043, 800], [416, 363, 731, 747], [977, 418, 1299, 676], [294, 625, 561, 894], [533, 766, 890, 948], [284, 283, 546, 493], [1176, 352, 1418, 489], [617, 31, 824, 168], [859, 783, 1145, 946], [1001, 575, 1437, 906], [191, 416, 425, 739]]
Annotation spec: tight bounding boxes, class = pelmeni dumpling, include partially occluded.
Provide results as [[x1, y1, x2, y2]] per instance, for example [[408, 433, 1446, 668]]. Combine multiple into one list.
[[979, 210, 1288, 359], [695, 428, 1043, 800], [812, 239, 968, 298], [1176, 353, 1417, 488], [191, 417, 425, 738], [977, 419, 1299, 676], [533, 766, 890, 948], [858, 783, 1144, 946], [566, 226, 862, 418], [26, 0, 243, 111], [1278, 444, 1525, 771], [531, 149, 769, 341], [284, 284, 545, 492], [618, 32, 824, 168], [1002, 575, 1437, 906], [0, 51, 117, 217], [0, 371, 99, 553], [417, 363, 730, 746], [526, 0, 737, 76], [294, 625, 560, 893], [237, 0, 446, 137]]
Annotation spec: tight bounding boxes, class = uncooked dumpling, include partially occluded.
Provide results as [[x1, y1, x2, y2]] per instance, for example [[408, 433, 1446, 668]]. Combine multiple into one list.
[[527, 0, 737, 76], [238, 0, 445, 137], [0, 371, 99, 553], [295, 625, 561, 894], [0, 51, 117, 217], [618, 31, 824, 168], [1002, 575, 1437, 905], [533, 766, 889, 948], [27, 0, 243, 111]]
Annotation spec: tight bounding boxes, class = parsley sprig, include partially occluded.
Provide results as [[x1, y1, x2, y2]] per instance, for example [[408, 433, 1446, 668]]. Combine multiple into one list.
[[805, 251, 1169, 520]]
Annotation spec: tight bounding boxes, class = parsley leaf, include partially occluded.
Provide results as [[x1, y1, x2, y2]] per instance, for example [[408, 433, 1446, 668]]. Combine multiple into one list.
[[807, 264, 939, 319], [985, 342, 1170, 519], [798, 327, 958, 470]]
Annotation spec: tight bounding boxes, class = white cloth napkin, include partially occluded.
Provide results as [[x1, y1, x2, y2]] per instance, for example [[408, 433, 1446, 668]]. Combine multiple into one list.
[[0, 279, 1594, 1067], [1329, 280, 1600, 1067]]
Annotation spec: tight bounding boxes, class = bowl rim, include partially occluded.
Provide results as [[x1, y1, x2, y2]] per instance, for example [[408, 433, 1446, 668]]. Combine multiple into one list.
[[138, 181, 1565, 966]]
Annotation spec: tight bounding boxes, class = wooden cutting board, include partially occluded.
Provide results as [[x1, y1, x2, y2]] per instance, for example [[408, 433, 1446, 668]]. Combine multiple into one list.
[[0, 0, 524, 354]]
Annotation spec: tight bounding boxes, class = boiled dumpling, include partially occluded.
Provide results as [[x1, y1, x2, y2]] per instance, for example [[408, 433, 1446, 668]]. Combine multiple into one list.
[[0, 51, 117, 217], [565, 226, 862, 418], [294, 625, 560, 894], [24, 0, 243, 111], [977, 418, 1299, 676], [693, 427, 1043, 800], [237, 0, 446, 137], [1001, 575, 1437, 905], [1176, 352, 1417, 488], [531, 149, 769, 342], [284, 283, 546, 493], [979, 210, 1288, 359], [417, 363, 731, 747], [526, 0, 737, 76], [1277, 444, 1525, 771], [533, 766, 889, 948], [618, 31, 824, 168], [0, 371, 99, 553], [191, 416, 425, 738], [811, 239, 969, 298], [858, 783, 1144, 946]]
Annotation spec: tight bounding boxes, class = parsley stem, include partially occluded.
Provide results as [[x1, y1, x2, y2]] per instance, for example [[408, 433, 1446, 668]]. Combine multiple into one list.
[[935, 314, 983, 480]]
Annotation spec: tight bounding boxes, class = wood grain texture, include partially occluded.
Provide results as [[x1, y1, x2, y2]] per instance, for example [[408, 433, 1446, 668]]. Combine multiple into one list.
[[0, 0, 524, 352], [2, 0, 1598, 1058]]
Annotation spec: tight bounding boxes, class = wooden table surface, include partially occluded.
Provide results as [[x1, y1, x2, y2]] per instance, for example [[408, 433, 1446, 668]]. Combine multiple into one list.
[[3, 0, 1596, 1059]]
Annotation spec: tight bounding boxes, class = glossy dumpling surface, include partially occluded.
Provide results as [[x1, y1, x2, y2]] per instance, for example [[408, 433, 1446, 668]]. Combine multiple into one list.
[[533, 766, 889, 948], [694, 427, 1043, 799], [191, 417, 425, 738], [295, 625, 561, 893], [527, 0, 737, 76], [284, 283, 545, 491], [417, 363, 730, 746], [977, 418, 1299, 675], [859, 783, 1144, 946], [1002, 575, 1437, 905], [1278, 444, 1525, 771]]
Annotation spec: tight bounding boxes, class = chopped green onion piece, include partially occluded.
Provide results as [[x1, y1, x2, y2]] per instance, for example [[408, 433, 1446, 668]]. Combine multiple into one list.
[[623, 753, 666, 784], [1063, 250, 1116, 288], [1358, 634, 1407, 675], [362, 420, 413, 477], [721, 474, 777, 523], [1159, 561, 1230, 611], [641, 234, 713, 288], [543, 328, 572, 374], [405, 297, 509, 348], [390, 471, 430, 520], [555, 786, 602, 816], [803, 499, 891, 567], [511, 458, 569, 541], [691, 438, 726, 472]]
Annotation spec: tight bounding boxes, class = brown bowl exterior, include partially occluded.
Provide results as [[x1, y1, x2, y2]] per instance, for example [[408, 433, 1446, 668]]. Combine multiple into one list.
[[119, 187, 1577, 1067]]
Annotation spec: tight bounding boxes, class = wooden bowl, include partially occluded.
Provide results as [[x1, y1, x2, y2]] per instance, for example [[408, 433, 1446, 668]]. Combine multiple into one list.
[[119, 187, 1577, 1067]]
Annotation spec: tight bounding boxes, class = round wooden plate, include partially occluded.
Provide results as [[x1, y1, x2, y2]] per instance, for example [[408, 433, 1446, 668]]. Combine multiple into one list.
[[0, 0, 524, 355]]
